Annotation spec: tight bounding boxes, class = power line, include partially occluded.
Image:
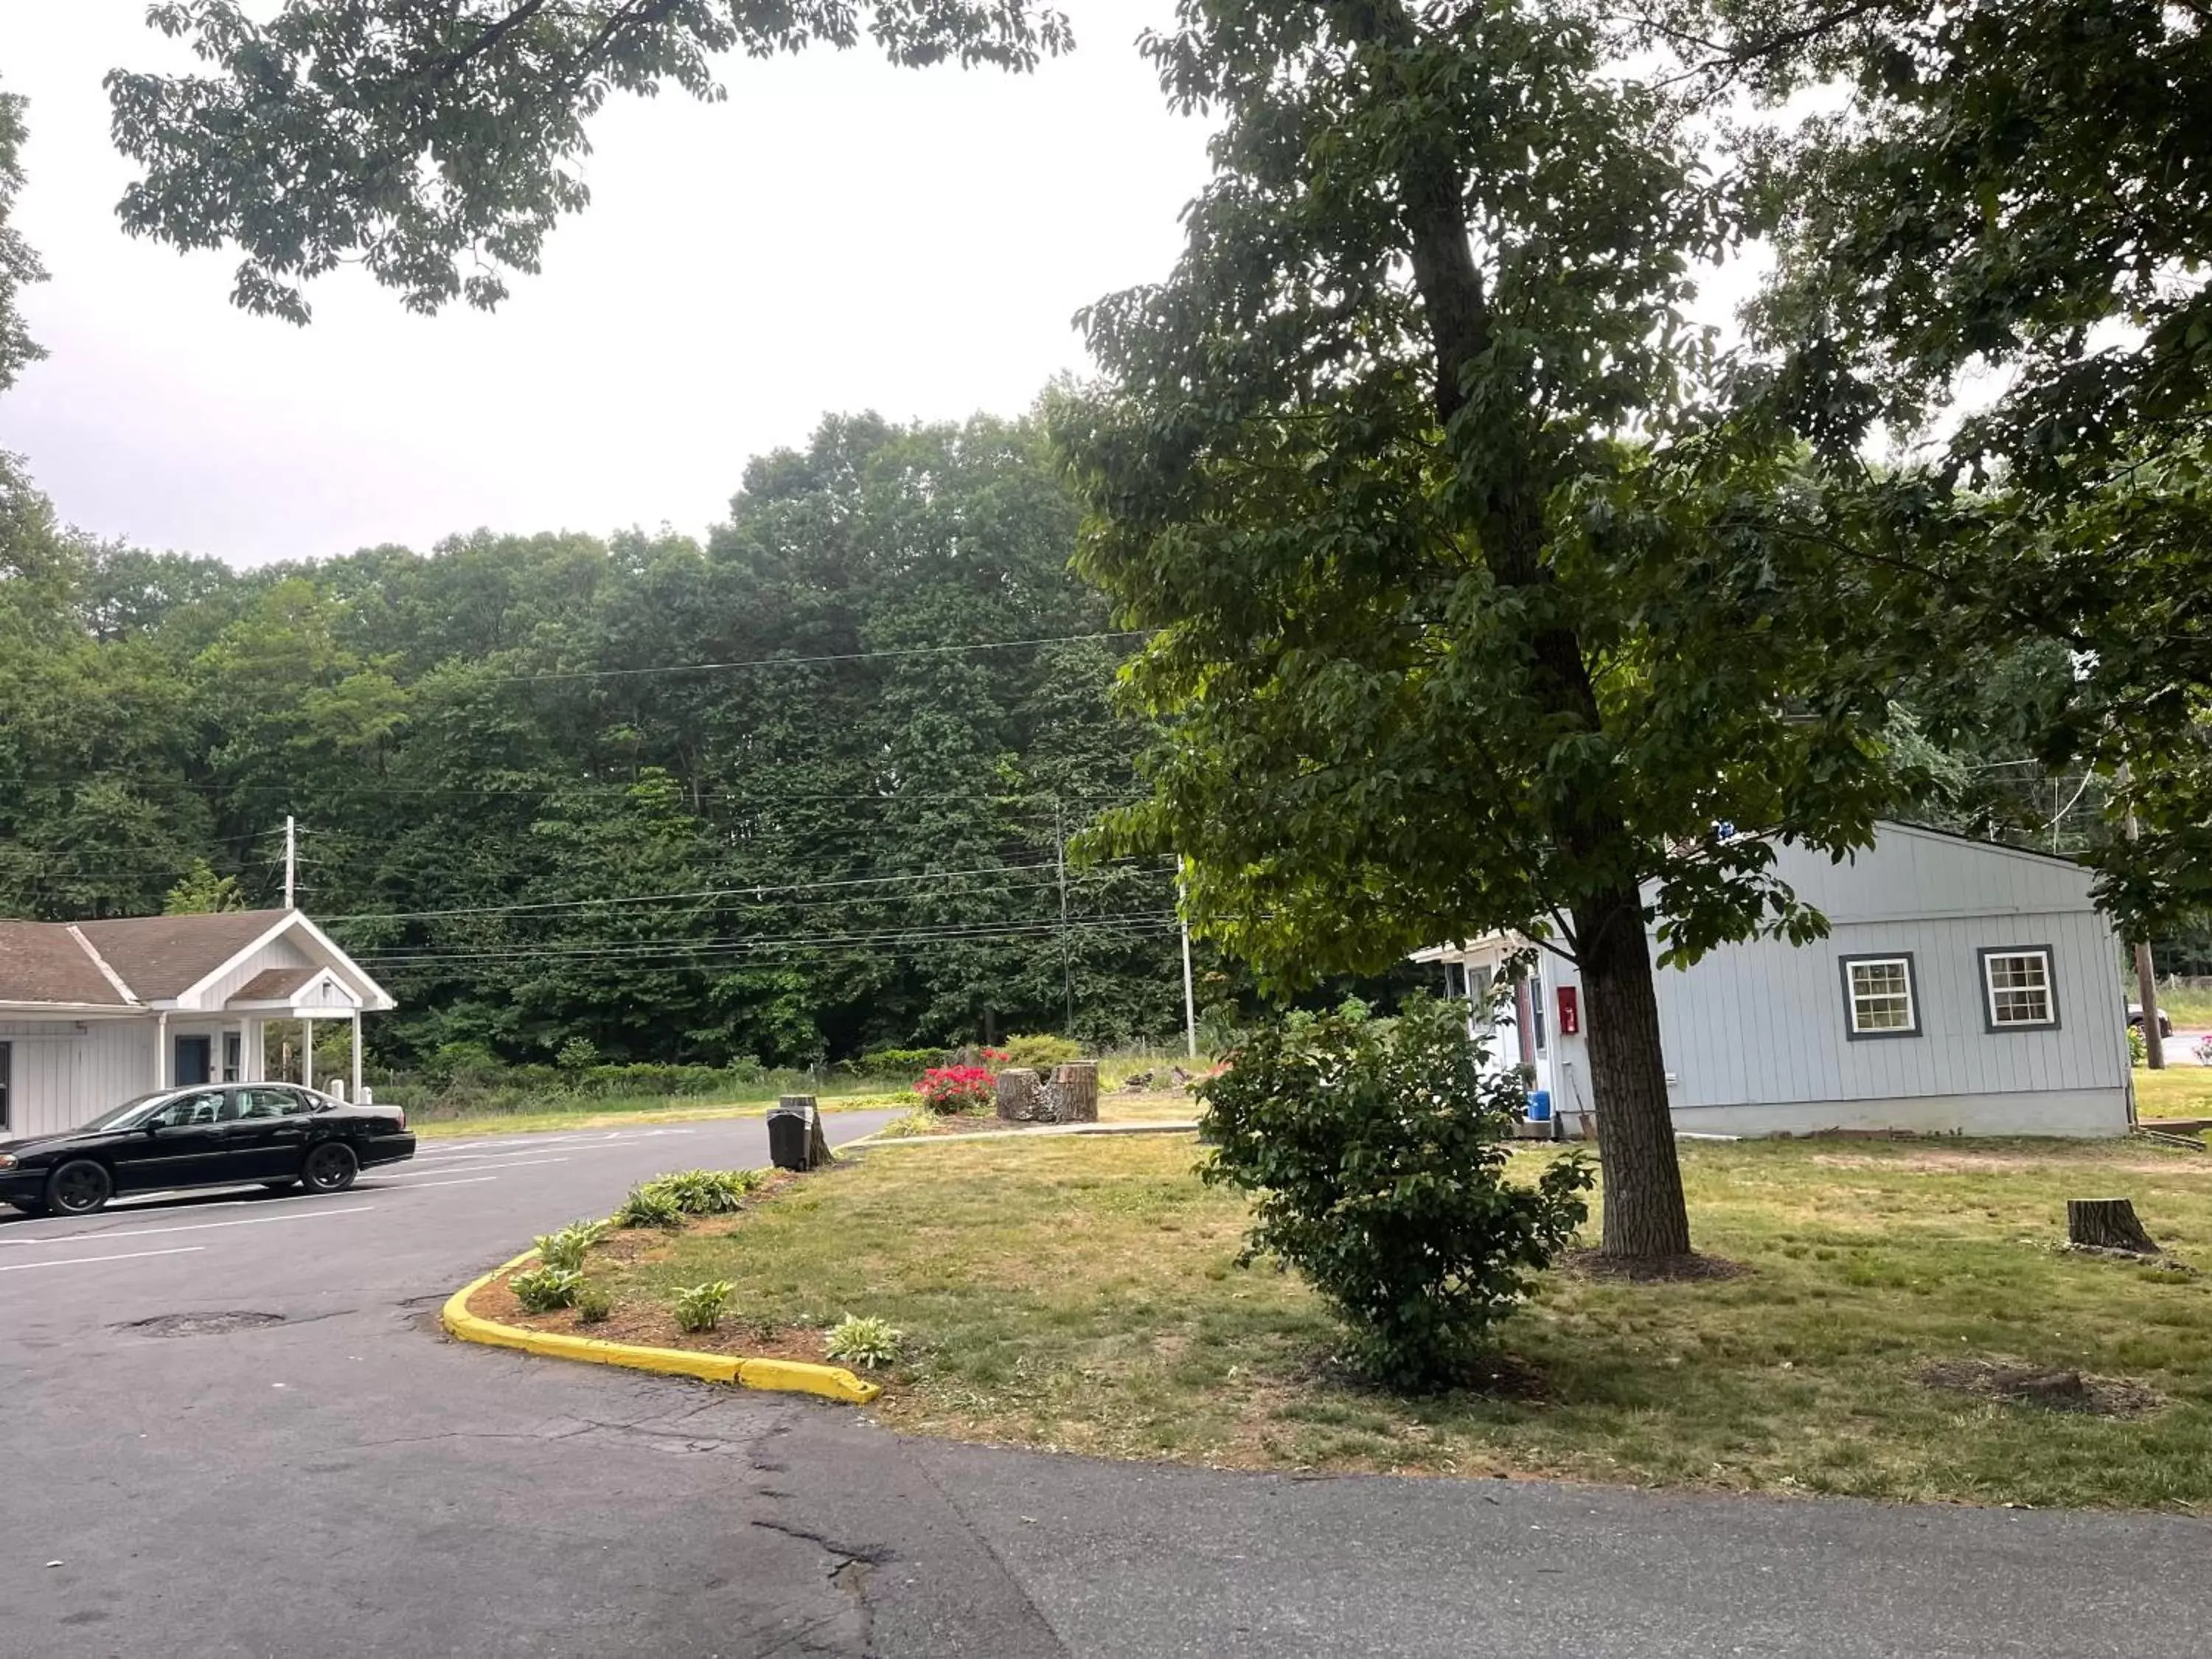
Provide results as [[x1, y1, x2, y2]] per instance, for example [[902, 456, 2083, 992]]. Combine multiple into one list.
[[476, 630, 1150, 685], [353, 912, 1182, 968], [316, 858, 1156, 924]]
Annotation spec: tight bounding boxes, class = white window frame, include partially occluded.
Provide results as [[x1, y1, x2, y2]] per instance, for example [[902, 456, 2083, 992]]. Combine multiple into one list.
[[1979, 945, 2059, 1032], [1841, 953, 1920, 1039]]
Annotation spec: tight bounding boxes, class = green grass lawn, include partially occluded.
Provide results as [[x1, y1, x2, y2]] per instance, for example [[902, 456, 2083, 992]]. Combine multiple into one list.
[[2152, 985, 2212, 1028], [2132, 1065, 2212, 1121], [410, 1088, 906, 1139], [551, 1133, 2212, 1510]]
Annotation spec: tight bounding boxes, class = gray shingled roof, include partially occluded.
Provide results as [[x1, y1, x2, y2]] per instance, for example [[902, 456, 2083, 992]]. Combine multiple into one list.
[[72, 911, 286, 1000], [0, 920, 131, 1006], [228, 965, 317, 1003]]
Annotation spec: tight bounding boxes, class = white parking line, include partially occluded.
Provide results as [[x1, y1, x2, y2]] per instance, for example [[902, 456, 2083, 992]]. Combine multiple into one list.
[[397, 1155, 572, 1175], [0, 1245, 205, 1273], [0, 1206, 374, 1251], [380, 1176, 497, 1189]]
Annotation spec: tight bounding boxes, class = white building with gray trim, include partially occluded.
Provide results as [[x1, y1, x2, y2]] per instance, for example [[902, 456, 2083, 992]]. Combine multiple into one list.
[[1416, 822, 2133, 1139], [0, 908, 394, 1139]]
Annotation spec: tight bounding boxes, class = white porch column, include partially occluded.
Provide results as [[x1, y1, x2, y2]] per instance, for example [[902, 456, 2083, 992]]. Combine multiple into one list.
[[351, 1010, 364, 1105], [245, 1017, 262, 1082], [301, 1018, 314, 1091], [155, 1009, 168, 1089]]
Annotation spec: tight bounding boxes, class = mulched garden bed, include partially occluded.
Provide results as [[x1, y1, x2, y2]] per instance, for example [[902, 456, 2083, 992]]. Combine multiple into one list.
[[467, 1167, 838, 1363]]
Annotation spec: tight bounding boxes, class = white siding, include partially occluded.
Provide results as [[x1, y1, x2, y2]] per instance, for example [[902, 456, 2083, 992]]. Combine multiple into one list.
[[187, 933, 314, 1010], [0, 1018, 155, 1138], [1543, 825, 2132, 1138]]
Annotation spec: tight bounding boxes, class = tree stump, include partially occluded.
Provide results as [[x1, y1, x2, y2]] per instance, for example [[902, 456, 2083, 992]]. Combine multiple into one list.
[[996, 1068, 1048, 1122], [2067, 1197, 2160, 1254], [1050, 1061, 1099, 1124]]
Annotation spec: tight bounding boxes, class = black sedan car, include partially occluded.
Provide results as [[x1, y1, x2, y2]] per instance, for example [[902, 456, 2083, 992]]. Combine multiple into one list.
[[0, 1083, 415, 1216]]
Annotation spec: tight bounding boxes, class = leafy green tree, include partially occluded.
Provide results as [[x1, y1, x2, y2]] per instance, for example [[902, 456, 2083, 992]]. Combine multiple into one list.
[[1057, 0, 1913, 1258], [1667, 0, 2212, 938], [107, 0, 1069, 320], [0, 77, 44, 394], [164, 859, 246, 914]]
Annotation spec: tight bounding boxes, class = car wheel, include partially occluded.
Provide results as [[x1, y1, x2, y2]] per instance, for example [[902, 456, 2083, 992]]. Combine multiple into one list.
[[46, 1159, 113, 1216], [301, 1141, 358, 1194]]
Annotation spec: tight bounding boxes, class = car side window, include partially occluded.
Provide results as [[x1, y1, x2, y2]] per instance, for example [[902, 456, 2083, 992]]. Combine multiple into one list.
[[265, 1088, 314, 1117], [154, 1091, 223, 1127], [226, 1089, 280, 1121]]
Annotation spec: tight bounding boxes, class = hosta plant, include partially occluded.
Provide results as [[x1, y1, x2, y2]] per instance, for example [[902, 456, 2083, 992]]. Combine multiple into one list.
[[824, 1312, 905, 1371], [615, 1184, 685, 1229], [671, 1280, 734, 1333], [510, 1265, 584, 1313], [643, 1168, 765, 1215], [532, 1219, 608, 1272]]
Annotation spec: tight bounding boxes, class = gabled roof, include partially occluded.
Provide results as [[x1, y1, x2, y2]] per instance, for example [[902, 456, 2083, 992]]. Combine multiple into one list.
[[0, 919, 133, 1006], [230, 966, 317, 1002], [0, 909, 392, 1013], [73, 910, 288, 1001]]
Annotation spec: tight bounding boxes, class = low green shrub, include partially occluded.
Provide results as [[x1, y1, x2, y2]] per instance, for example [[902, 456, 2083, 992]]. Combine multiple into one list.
[[532, 1219, 609, 1272], [1199, 993, 1592, 1388], [874, 1110, 934, 1140], [854, 1046, 950, 1077], [574, 1281, 613, 1324], [642, 1168, 767, 1215], [1004, 1033, 1082, 1070], [510, 1265, 585, 1313], [614, 1184, 685, 1228], [556, 1036, 602, 1071], [672, 1280, 734, 1333], [824, 1312, 905, 1371]]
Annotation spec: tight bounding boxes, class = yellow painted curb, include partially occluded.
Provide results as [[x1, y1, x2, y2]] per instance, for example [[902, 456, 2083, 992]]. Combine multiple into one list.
[[440, 1251, 883, 1405]]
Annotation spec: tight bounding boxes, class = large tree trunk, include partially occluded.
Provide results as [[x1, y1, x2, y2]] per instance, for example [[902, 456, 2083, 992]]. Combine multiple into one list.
[[1573, 885, 1694, 1259], [1343, 0, 1695, 1259]]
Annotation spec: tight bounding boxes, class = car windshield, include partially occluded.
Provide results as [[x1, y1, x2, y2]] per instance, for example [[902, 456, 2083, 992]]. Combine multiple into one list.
[[74, 1091, 175, 1133]]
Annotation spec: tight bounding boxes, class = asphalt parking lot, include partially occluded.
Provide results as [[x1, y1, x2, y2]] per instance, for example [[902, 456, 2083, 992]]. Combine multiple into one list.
[[4, 1110, 2210, 1658]]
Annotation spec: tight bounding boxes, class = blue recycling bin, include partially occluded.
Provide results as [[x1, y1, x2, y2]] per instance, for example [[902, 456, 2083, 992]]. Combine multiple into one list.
[[1527, 1088, 1553, 1123]]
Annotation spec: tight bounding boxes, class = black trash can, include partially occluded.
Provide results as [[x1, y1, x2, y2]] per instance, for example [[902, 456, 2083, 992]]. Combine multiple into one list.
[[768, 1096, 822, 1172]]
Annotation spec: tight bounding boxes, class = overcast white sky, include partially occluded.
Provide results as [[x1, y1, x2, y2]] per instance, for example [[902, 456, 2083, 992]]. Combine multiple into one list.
[[0, 2, 1210, 567]]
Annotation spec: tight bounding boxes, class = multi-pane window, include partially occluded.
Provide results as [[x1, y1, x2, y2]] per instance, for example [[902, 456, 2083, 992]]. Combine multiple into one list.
[[1843, 956, 1919, 1037], [1982, 948, 2057, 1029]]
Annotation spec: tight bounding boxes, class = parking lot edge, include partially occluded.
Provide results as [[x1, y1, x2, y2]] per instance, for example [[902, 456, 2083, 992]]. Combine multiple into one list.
[[441, 1251, 883, 1403]]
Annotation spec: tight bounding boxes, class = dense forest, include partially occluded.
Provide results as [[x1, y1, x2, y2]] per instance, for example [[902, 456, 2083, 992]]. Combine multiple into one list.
[[0, 410, 1229, 1067]]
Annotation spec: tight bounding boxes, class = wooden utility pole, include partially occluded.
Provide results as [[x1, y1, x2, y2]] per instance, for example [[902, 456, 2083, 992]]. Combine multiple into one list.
[[1055, 796, 1074, 1034], [2123, 772, 2165, 1068]]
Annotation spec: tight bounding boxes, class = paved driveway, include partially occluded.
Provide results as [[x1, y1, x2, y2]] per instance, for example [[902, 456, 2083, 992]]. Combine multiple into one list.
[[4, 1113, 2208, 1658]]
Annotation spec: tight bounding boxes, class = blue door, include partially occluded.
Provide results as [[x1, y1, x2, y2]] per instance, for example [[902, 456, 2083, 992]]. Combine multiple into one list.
[[174, 1035, 213, 1086]]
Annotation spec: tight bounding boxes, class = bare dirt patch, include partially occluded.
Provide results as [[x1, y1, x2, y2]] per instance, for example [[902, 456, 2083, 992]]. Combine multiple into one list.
[[1919, 1357, 2163, 1418], [1563, 1249, 1746, 1283]]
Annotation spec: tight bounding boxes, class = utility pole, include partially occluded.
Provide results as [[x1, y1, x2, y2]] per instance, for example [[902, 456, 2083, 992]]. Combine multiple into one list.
[[2122, 771, 2165, 1069], [283, 815, 297, 911], [1180, 913, 1198, 1060], [1055, 797, 1074, 1034]]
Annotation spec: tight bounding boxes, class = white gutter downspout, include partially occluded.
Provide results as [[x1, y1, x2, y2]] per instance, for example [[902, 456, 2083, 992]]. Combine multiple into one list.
[[155, 1009, 169, 1090]]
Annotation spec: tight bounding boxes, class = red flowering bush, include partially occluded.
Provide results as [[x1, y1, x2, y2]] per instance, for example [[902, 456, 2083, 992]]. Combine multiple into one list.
[[917, 1064, 995, 1114]]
